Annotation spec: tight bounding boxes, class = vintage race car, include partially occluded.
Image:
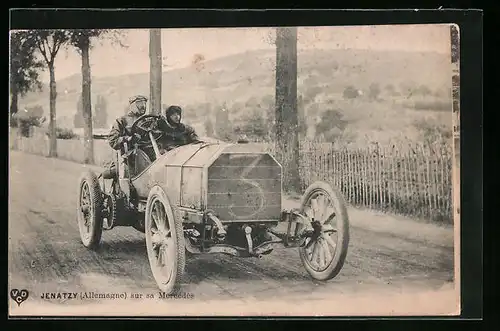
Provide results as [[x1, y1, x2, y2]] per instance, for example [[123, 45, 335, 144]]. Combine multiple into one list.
[[76, 114, 350, 294]]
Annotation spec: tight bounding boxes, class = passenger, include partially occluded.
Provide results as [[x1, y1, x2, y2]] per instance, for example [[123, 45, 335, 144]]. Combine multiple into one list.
[[158, 105, 201, 152]]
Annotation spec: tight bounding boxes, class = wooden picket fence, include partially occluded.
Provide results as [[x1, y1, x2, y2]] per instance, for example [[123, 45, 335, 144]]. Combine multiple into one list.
[[289, 140, 454, 223]]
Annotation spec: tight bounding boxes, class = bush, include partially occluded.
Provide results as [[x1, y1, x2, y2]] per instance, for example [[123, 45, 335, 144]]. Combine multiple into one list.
[[343, 86, 359, 99], [414, 119, 452, 142], [233, 109, 269, 142], [415, 85, 433, 96], [303, 85, 322, 104], [315, 108, 348, 142], [368, 83, 381, 100], [413, 100, 451, 112], [47, 127, 78, 140], [385, 84, 396, 95], [10, 106, 46, 137]]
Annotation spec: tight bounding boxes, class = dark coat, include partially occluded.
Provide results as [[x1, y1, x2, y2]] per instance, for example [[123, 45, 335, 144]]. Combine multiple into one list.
[[107, 115, 139, 151], [157, 120, 200, 151]]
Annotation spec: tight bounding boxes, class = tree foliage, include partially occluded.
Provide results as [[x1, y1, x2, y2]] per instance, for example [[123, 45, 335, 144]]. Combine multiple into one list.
[[414, 84, 432, 96], [73, 95, 84, 129], [234, 110, 268, 141], [199, 103, 214, 137], [73, 95, 107, 129], [9, 31, 45, 115], [450, 25, 459, 64], [66, 29, 128, 51], [385, 84, 396, 95], [30, 30, 70, 66], [93, 95, 108, 128], [315, 109, 348, 142], [73, 94, 108, 129], [204, 118, 214, 137], [11, 105, 46, 137], [303, 85, 322, 104], [215, 103, 231, 140], [343, 86, 359, 99]]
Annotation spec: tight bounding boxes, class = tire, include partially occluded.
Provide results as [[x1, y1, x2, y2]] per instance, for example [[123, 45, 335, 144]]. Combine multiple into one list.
[[145, 185, 186, 294], [298, 181, 350, 281], [77, 170, 104, 249]]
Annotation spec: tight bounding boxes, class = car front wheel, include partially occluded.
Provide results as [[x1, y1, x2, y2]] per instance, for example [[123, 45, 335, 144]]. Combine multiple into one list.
[[145, 185, 186, 294]]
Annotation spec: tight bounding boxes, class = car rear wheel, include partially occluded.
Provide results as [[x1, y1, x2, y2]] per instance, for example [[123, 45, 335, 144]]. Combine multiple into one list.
[[298, 181, 350, 281], [77, 171, 104, 249], [145, 185, 186, 294]]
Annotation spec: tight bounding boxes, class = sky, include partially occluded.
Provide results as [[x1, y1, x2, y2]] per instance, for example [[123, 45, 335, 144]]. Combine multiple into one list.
[[28, 24, 452, 82]]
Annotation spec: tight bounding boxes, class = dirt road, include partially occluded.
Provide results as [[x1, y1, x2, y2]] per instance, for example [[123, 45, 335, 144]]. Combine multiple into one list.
[[8, 151, 457, 315]]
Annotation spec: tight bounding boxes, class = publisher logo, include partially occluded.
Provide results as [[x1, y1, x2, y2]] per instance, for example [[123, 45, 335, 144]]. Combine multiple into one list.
[[10, 289, 29, 306]]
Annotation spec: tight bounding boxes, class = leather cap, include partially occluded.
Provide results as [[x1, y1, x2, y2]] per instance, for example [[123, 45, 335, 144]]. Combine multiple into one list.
[[165, 105, 182, 116], [129, 95, 148, 104]]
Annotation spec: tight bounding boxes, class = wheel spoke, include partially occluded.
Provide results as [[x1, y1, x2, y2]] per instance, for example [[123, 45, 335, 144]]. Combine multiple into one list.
[[304, 237, 314, 250], [310, 241, 320, 267], [320, 237, 333, 263], [157, 245, 173, 278], [151, 231, 162, 248], [158, 203, 168, 231], [322, 223, 337, 233], [157, 246, 166, 267], [322, 211, 337, 226], [320, 197, 331, 223], [153, 201, 166, 230], [323, 233, 337, 251], [304, 206, 313, 219], [153, 201, 161, 225], [82, 184, 90, 200], [318, 241, 326, 268], [162, 247, 170, 267], [306, 238, 314, 257], [151, 212, 160, 230], [318, 194, 328, 221], [311, 198, 320, 220]]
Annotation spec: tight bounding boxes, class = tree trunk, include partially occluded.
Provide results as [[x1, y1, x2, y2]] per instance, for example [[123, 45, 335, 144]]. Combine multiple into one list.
[[149, 29, 162, 115], [48, 63, 58, 157], [275, 27, 300, 193], [10, 90, 20, 138], [10, 88, 21, 147], [10, 90, 19, 115], [81, 41, 95, 164]]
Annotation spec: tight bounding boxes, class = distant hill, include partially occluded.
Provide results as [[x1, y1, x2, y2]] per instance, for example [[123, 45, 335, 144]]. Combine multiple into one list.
[[19, 48, 453, 145]]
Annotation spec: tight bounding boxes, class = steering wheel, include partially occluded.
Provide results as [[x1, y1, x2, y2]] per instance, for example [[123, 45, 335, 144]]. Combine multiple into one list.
[[130, 114, 164, 147]]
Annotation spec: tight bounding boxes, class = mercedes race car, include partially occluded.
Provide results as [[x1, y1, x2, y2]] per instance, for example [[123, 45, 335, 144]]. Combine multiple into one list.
[[76, 114, 350, 294]]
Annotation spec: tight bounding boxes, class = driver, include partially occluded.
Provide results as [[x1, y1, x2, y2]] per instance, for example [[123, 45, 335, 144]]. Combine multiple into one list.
[[108, 95, 148, 151], [104, 95, 149, 179], [157, 105, 201, 152]]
